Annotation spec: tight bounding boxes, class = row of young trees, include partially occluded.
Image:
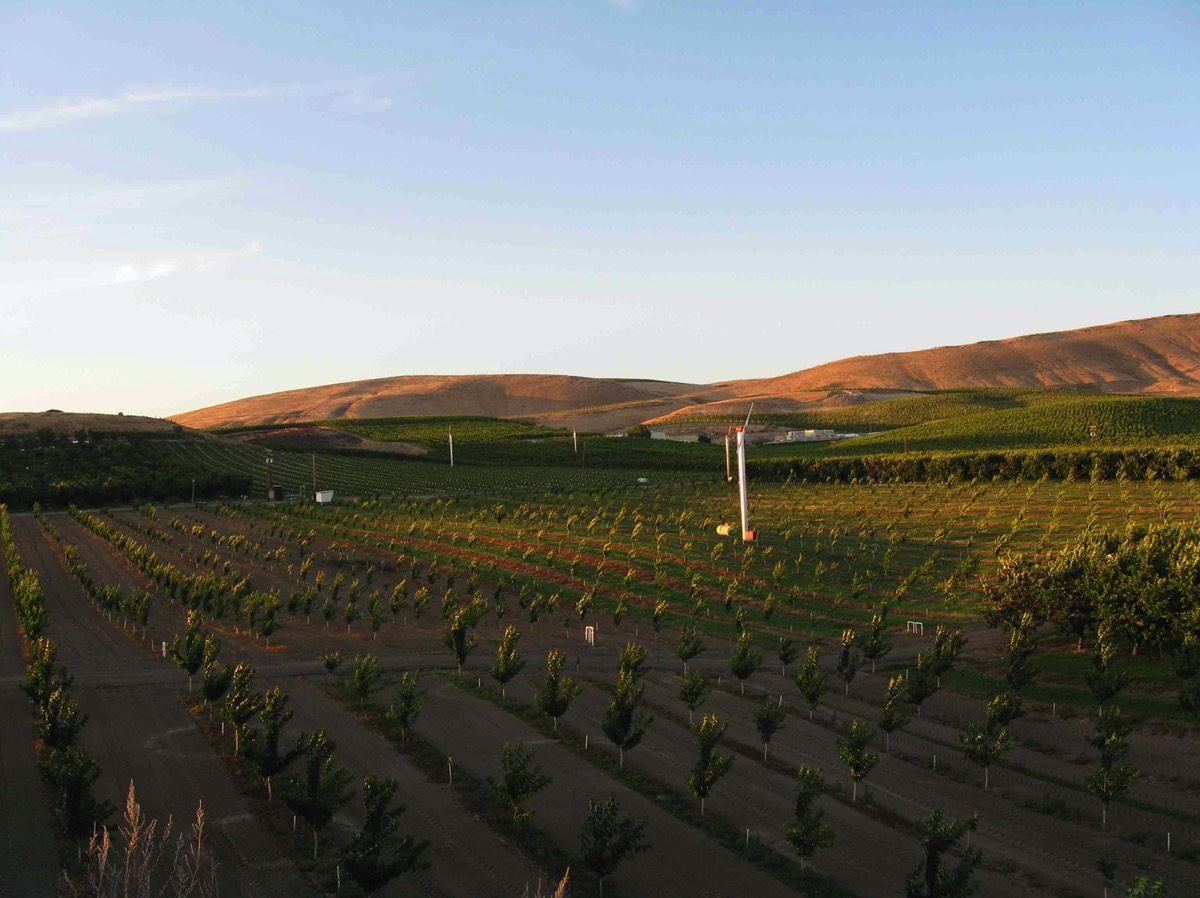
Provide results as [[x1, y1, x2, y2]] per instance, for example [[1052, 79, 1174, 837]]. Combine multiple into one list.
[[163, 614, 428, 896], [71, 508, 284, 644], [2, 507, 115, 847]]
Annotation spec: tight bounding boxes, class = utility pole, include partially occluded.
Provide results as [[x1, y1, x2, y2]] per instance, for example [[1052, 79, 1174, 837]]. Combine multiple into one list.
[[312, 454, 317, 495], [265, 450, 273, 498]]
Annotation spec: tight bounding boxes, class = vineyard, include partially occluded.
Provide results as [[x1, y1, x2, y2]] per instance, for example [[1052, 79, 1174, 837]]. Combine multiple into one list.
[[657, 389, 1200, 457], [3, 467, 1199, 896]]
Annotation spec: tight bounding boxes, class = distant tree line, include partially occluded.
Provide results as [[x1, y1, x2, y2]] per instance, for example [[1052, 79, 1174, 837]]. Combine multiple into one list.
[[750, 446, 1200, 485], [0, 430, 251, 509]]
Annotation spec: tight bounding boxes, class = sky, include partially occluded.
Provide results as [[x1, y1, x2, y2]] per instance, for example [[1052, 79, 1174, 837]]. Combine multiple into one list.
[[2, 1, 1197, 418]]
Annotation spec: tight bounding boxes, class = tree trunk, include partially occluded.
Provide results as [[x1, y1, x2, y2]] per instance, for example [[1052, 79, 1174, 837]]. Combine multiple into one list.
[[852, 780, 857, 802]]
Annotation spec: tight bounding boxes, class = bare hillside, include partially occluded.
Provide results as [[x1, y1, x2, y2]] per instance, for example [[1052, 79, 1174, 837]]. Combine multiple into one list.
[[728, 314, 1200, 397], [0, 410, 194, 436], [169, 314, 1200, 432], [172, 374, 708, 430]]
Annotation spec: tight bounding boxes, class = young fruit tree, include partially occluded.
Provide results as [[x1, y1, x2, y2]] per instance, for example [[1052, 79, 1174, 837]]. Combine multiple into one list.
[[836, 628, 862, 696], [533, 650, 581, 732], [444, 605, 477, 676], [877, 675, 912, 752], [245, 686, 306, 800], [728, 630, 762, 695], [220, 662, 261, 757], [905, 652, 940, 717], [491, 625, 526, 699], [676, 624, 705, 674], [1085, 706, 1140, 829], [283, 729, 355, 859], [168, 610, 205, 693], [199, 635, 232, 712], [686, 714, 733, 815], [836, 720, 879, 802], [1086, 626, 1129, 714], [678, 669, 709, 725], [342, 776, 429, 896], [488, 740, 553, 824], [794, 646, 828, 720], [784, 764, 835, 870], [386, 673, 427, 744], [860, 605, 893, 674], [958, 722, 1012, 790], [579, 795, 650, 898], [602, 670, 653, 768], [904, 809, 981, 898], [348, 653, 388, 708], [753, 697, 786, 760], [778, 635, 798, 676]]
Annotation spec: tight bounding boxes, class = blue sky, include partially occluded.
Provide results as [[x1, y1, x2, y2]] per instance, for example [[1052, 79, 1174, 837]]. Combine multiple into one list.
[[2, 1, 1196, 417]]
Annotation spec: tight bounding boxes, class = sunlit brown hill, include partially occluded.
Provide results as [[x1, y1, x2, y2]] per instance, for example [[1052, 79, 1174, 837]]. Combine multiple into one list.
[[171, 314, 1200, 432], [171, 374, 721, 432], [0, 410, 198, 436]]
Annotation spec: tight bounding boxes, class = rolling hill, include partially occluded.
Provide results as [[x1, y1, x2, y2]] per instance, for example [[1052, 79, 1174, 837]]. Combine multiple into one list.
[[171, 313, 1200, 433]]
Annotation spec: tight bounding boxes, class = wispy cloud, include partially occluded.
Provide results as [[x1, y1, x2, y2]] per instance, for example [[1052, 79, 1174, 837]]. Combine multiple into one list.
[[1, 77, 403, 132], [97, 240, 262, 287], [4, 241, 262, 302], [606, 0, 640, 9], [0, 86, 274, 133]]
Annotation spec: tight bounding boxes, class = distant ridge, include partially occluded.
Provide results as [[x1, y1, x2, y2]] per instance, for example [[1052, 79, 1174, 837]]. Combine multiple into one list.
[[170, 314, 1200, 432], [730, 313, 1200, 396]]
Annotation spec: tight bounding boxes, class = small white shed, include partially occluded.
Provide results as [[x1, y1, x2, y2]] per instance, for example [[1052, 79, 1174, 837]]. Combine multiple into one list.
[[315, 490, 334, 504]]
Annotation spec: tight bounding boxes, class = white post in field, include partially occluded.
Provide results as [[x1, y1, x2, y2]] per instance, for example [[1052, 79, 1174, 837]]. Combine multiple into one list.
[[573, 429, 578, 453], [724, 427, 732, 482], [448, 427, 454, 467], [736, 405, 754, 541]]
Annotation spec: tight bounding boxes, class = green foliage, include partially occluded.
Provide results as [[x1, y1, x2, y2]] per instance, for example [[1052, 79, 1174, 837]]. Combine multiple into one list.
[[958, 722, 1012, 790], [320, 650, 342, 676], [836, 720, 879, 802], [220, 662, 261, 756], [39, 745, 114, 839], [578, 794, 650, 890], [386, 673, 427, 743], [877, 675, 911, 749], [348, 653, 388, 707], [785, 765, 834, 868], [602, 669, 653, 767], [342, 776, 428, 895], [794, 646, 828, 719], [904, 810, 982, 898], [678, 669, 709, 725], [245, 686, 306, 799], [753, 697, 786, 759], [34, 685, 88, 751], [491, 625, 525, 698], [728, 631, 762, 694], [686, 714, 733, 814], [444, 605, 477, 676], [284, 730, 355, 841], [835, 628, 862, 695], [533, 650, 580, 731], [489, 741, 552, 824], [676, 623, 706, 672], [0, 430, 251, 509], [168, 610, 206, 690]]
